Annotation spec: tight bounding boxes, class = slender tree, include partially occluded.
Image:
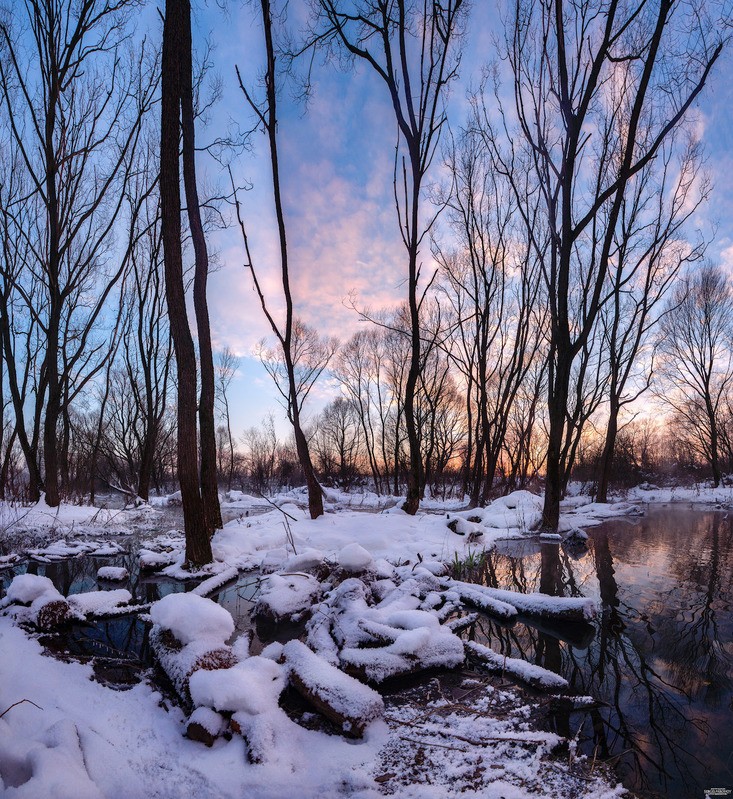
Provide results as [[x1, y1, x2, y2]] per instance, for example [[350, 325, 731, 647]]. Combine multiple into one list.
[[312, 0, 467, 514], [180, 0, 222, 532], [161, 0, 212, 565], [232, 0, 328, 519]]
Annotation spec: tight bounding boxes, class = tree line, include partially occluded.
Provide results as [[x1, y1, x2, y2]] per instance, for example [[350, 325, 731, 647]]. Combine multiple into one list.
[[0, 0, 731, 565]]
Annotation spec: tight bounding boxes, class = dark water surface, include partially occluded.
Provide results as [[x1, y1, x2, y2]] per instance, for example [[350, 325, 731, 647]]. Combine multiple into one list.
[[0, 544, 263, 687], [465, 507, 733, 799], [2, 506, 732, 796]]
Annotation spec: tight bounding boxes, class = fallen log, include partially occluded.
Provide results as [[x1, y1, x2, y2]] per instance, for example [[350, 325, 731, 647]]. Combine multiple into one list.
[[283, 640, 384, 737], [443, 578, 597, 621], [464, 640, 568, 691]]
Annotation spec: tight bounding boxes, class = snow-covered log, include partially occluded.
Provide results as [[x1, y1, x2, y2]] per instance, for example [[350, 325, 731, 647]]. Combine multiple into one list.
[[443, 578, 597, 621], [282, 640, 384, 737], [1, 573, 71, 630], [465, 640, 569, 690], [254, 572, 321, 622], [149, 594, 237, 703]]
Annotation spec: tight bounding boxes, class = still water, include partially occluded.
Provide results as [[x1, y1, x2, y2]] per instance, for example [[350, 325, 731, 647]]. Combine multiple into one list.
[[2, 506, 731, 796], [465, 507, 733, 799]]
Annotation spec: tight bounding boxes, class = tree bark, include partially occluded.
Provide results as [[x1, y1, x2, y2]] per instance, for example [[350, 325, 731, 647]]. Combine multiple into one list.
[[161, 0, 211, 567], [180, 0, 222, 534]]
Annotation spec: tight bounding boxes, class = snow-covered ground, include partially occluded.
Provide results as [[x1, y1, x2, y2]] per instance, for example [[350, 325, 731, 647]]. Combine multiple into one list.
[[4, 483, 728, 798]]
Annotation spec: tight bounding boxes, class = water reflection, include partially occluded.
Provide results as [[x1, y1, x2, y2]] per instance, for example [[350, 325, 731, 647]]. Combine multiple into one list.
[[461, 508, 733, 798]]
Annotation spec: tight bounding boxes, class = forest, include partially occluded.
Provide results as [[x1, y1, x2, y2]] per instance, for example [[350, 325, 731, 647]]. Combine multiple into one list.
[[0, 0, 731, 556], [1, 2, 733, 798]]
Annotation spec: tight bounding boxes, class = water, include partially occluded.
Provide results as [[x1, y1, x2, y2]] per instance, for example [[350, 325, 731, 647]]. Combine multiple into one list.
[[3, 506, 731, 795], [0, 543, 266, 688], [459, 507, 733, 798]]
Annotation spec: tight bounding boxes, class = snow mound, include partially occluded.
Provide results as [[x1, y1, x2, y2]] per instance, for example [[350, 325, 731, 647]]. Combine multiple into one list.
[[96, 566, 129, 581], [338, 543, 373, 573], [255, 573, 321, 621], [4, 574, 61, 605], [150, 593, 234, 646]]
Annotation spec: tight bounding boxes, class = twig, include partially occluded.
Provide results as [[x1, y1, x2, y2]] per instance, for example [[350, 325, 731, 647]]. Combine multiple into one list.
[[0, 699, 43, 719], [400, 736, 467, 751], [253, 491, 298, 522]]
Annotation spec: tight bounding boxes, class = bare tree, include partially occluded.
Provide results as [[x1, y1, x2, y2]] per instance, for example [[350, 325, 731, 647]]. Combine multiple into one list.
[[215, 347, 240, 492], [656, 264, 733, 488], [161, 0, 212, 566], [435, 128, 545, 504], [485, 0, 726, 529], [596, 135, 708, 501], [180, 0, 222, 533], [232, 0, 331, 518], [0, 0, 157, 506], [311, 0, 467, 514]]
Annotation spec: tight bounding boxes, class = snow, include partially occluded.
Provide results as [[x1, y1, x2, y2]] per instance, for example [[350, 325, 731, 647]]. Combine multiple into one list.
[[67, 590, 132, 618], [283, 640, 384, 731], [465, 640, 569, 690], [0, 487, 640, 798], [338, 542, 374, 572], [192, 567, 240, 597], [96, 566, 128, 582], [254, 573, 321, 621], [190, 656, 285, 715], [150, 593, 234, 646], [3, 574, 61, 605], [26, 540, 125, 562], [444, 578, 598, 621]]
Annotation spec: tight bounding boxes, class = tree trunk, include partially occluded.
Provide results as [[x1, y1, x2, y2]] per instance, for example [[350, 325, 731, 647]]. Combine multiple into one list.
[[596, 401, 619, 503], [180, 0, 222, 534], [542, 352, 571, 531], [161, 0, 211, 567]]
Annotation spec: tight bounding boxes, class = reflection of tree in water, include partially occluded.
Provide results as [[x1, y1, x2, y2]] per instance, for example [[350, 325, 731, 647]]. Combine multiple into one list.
[[462, 518, 733, 797], [655, 514, 733, 709]]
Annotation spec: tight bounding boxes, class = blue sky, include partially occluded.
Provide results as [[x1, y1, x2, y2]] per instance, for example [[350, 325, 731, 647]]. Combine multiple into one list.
[[190, 0, 733, 442]]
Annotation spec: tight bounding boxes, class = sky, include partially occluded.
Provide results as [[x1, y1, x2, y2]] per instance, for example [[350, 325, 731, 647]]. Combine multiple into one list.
[[186, 0, 733, 442]]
